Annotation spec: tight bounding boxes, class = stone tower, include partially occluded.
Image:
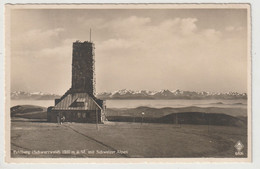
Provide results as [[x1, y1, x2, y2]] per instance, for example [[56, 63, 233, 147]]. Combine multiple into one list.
[[47, 40, 106, 123], [71, 41, 95, 96]]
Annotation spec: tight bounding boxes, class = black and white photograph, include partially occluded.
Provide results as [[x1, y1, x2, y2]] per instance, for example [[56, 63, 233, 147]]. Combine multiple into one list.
[[4, 3, 253, 163]]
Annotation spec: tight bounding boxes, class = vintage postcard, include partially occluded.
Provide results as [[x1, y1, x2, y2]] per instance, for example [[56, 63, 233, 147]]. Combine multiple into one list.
[[4, 4, 251, 163]]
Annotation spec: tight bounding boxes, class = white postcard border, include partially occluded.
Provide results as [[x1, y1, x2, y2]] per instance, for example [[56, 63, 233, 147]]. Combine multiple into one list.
[[1, 1, 260, 169]]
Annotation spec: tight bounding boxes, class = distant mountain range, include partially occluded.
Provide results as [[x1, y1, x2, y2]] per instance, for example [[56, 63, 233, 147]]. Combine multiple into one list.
[[96, 89, 247, 100], [10, 89, 247, 100], [11, 89, 247, 100], [11, 91, 61, 100]]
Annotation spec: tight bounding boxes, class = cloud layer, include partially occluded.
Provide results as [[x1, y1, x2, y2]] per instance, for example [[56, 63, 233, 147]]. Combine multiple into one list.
[[10, 9, 248, 94]]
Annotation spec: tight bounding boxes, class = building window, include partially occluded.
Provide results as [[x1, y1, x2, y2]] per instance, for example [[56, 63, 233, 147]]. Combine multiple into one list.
[[77, 112, 81, 118], [69, 98, 86, 108]]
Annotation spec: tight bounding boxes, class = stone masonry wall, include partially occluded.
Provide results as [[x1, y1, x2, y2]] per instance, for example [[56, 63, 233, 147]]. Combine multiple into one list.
[[71, 41, 95, 96]]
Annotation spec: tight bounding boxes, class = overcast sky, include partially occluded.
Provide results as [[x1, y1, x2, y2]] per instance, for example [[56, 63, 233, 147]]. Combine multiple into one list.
[[10, 8, 248, 94]]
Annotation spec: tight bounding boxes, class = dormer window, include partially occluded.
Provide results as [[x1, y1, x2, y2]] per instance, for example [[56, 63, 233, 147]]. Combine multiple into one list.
[[69, 98, 86, 107]]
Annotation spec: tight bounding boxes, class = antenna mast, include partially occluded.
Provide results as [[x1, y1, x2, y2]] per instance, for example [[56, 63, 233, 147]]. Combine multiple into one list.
[[90, 28, 92, 42]]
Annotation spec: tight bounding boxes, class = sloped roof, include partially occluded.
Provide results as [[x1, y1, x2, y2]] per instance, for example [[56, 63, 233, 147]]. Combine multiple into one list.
[[52, 93, 102, 111]]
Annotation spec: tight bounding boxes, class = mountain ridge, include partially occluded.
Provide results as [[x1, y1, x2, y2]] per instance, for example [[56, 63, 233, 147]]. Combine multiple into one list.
[[11, 90, 247, 100]]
